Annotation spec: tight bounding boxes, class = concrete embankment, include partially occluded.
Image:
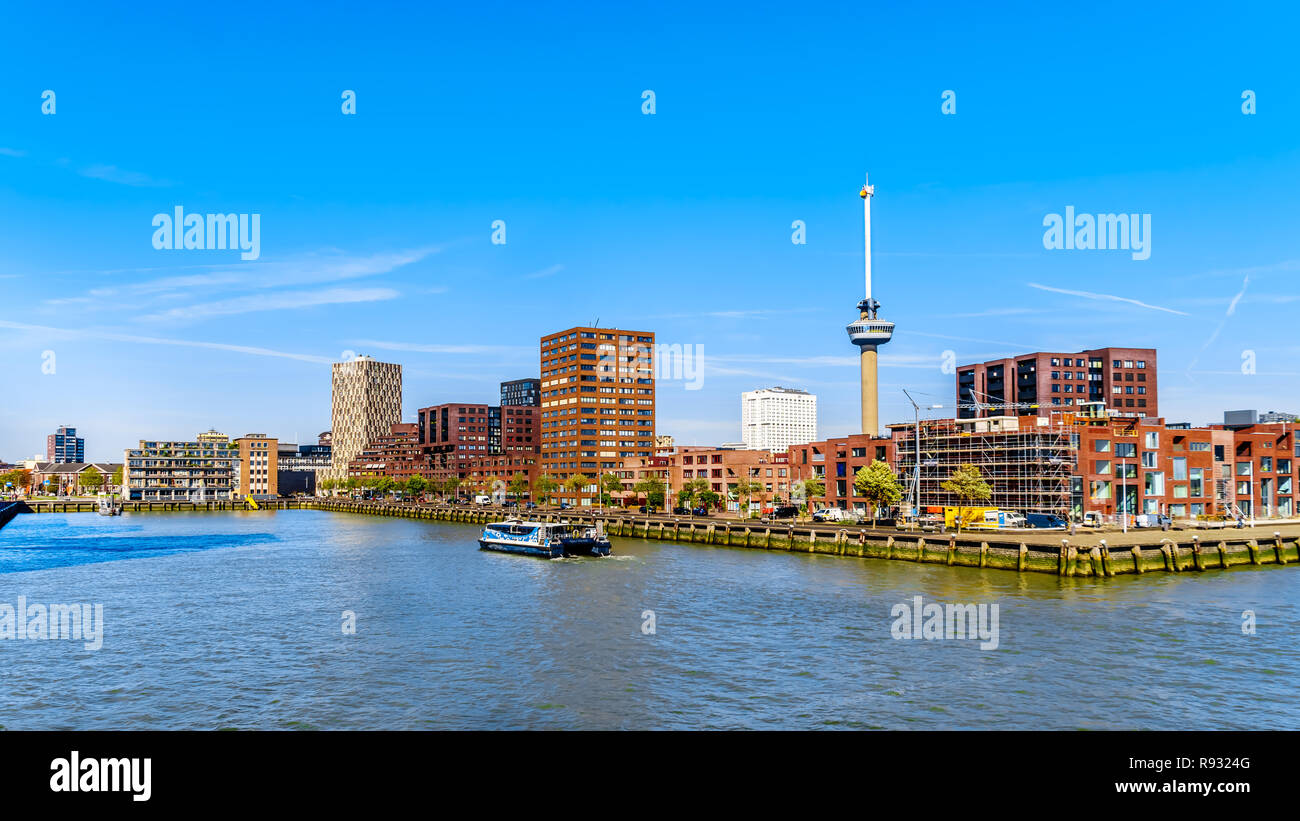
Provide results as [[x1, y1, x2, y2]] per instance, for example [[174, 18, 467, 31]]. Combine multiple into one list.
[[306, 499, 1300, 578], [16, 498, 1300, 577]]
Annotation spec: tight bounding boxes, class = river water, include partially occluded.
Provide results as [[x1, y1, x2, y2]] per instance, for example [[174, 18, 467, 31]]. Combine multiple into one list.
[[0, 510, 1296, 730]]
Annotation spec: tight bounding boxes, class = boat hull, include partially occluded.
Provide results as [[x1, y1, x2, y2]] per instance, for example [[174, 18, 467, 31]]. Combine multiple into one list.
[[478, 538, 564, 559]]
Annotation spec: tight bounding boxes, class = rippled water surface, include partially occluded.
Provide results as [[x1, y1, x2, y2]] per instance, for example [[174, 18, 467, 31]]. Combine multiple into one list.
[[1, 510, 1297, 729]]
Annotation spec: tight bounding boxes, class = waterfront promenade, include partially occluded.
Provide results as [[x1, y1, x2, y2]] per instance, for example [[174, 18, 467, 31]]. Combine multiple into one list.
[[11, 498, 1300, 578]]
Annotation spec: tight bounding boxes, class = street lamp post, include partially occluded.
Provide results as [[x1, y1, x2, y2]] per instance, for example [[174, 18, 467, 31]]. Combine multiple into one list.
[[1119, 459, 1128, 534]]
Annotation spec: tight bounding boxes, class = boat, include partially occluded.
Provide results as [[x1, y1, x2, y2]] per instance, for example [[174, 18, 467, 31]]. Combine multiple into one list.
[[97, 495, 122, 516], [477, 519, 611, 558]]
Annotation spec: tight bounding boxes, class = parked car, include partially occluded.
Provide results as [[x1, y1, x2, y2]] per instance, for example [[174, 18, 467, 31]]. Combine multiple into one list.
[[1025, 512, 1067, 529], [812, 507, 845, 522], [558, 502, 570, 510], [1081, 511, 1103, 527], [917, 513, 943, 532], [524, 501, 536, 510], [637, 505, 658, 514], [502, 500, 517, 508], [673, 506, 692, 515], [768, 505, 798, 520], [692, 506, 709, 516], [1134, 513, 1172, 529]]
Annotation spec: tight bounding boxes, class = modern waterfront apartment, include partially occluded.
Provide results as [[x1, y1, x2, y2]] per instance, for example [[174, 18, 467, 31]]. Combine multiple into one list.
[[328, 355, 402, 481], [123, 433, 241, 502], [539, 326, 656, 506], [956, 347, 1158, 419], [741, 387, 817, 452]]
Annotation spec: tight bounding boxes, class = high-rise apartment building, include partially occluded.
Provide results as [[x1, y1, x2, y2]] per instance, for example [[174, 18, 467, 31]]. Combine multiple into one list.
[[741, 387, 817, 451], [46, 426, 85, 463], [329, 355, 402, 480], [956, 348, 1157, 419], [540, 326, 656, 505], [500, 378, 541, 407], [233, 433, 278, 498]]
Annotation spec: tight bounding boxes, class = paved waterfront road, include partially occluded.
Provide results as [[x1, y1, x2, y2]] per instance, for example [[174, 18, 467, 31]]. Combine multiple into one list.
[[1, 510, 1297, 730]]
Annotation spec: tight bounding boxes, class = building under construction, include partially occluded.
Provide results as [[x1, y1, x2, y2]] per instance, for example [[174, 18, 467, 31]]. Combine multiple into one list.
[[890, 415, 1079, 518]]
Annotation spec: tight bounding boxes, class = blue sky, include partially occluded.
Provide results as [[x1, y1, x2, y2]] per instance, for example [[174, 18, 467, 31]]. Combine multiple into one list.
[[2, 1, 1298, 461]]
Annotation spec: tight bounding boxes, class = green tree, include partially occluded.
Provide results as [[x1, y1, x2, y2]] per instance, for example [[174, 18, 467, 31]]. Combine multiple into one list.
[[677, 477, 709, 510], [854, 459, 903, 528], [633, 476, 666, 508], [444, 477, 461, 501], [533, 474, 558, 506], [563, 473, 590, 504], [941, 463, 992, 534], [697, 489, 720, 510], [78, 470, 105, 495], [375, 476, 395, 496], [508, 473, 529, 502], [731, 477, 763, 517], [407, 475, 427, 497], [110, 465, 123, 489], [600, 473, 625, 507]]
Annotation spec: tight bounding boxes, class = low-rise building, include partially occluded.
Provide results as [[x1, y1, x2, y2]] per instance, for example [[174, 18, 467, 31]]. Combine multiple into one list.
[[29, 462, 122, 496]]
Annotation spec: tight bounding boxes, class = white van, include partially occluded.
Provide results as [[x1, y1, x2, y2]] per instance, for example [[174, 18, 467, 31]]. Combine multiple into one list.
[[474, 494, 491, 505]]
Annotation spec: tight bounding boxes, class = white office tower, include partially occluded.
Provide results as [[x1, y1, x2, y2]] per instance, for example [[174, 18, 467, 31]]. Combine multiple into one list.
[[741, 387, 818, 451]]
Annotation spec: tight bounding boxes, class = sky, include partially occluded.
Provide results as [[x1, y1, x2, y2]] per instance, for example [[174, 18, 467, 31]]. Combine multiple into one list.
[[1, 1, 1298, 462]]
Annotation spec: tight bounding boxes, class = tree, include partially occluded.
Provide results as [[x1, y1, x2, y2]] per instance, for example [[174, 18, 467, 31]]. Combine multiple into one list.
[[375, 476, 395, 496], [563, 473, 590, 504], [444, 477, 461, 501], [731, 477, 763, 517], [534, 474, 558, 506], [633, 476, 666, 508], [600, 473, 625, 507], [507, 473, 529, 502], [407, 475, 427, 498], [677, 477, 709, 510], [854, 460, 903, 528], [111, 465, 124, 489], [78, 470, 105, 495], [697, 489, 720, 510], [941, 463, 992, 534]]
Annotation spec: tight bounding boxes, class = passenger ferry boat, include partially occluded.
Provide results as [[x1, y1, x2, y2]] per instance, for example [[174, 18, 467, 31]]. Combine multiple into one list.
[[478, 519, 611, 558]]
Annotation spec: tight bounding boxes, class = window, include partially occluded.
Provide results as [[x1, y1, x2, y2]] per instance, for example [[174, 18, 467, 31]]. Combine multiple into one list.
[[1189, 468, 1203, 497], [1141, 451, 1158, 468], [1095, 459, 1111, 474], [1172, 457, 1187, 480], [1094, 440, 1111, 452], [1144, 432, 1159, 448], [1116, 442, 1136, 458], [1237, 462, 1253, 477], [1145, 472, 1164, 496]]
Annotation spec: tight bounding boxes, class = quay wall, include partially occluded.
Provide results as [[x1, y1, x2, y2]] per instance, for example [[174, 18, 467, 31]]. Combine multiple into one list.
[[18, 498, 1300, 578]]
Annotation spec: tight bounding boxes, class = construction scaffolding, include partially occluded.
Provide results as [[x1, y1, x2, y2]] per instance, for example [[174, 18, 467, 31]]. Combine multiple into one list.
[[895, 416, 1078, 517]]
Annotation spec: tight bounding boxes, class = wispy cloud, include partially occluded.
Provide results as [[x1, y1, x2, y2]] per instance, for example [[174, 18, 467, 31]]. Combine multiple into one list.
[[351, 338, 533, 356], [139, 287, 400, 322], [95, 246, 442, 300], [1185, 275, 1250, 377], [0, 147, 27, 157], [0, 319, 333, 363], [523, 264, 564, 280], [78, 164, 172, 187], [1027, 282, 1190, 316]]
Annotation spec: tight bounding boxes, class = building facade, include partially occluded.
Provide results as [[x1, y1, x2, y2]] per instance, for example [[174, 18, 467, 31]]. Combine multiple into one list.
[[540, 326, 656, 506], [124, 434, 241, 501], [329, 355, 402, 481], [741, 387, 817, 452], [500, 378, 541, 407], [234, 433, 278, 498], [956, 347, 1157, 419], [46, 426, 85, 463], [30, 462, 121, 495], [788, 434, 897, 511]]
